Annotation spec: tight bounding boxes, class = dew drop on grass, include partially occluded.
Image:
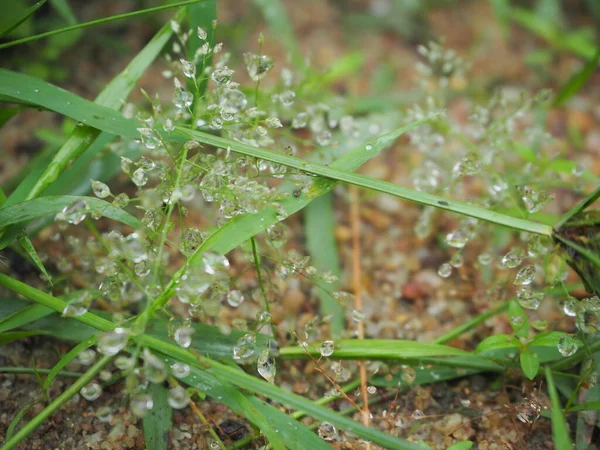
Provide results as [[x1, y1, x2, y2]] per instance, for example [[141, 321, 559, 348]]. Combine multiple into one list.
[[558, 335, 578, 357], [367, 386, 377, 394], [80, 382, 102, 401], [244, 53, 274, 81], [233, 333, 256, 362], [516, 287, 543, 310], [98, 328, 129, 356], [112, 192, 129, 208], [134, 260, 151, 277], [509, 315, 524, 327], [132, 168, 148, 187], [114, 356, 135, 371], [257, 311, 272, 325], [437, 262, 452, 278], [351, 309, 365, 323], [174, 324, 195, 348], [265, 117, 283, 128], [197, 26, 207, 40], [55, 199, 88, 225], [95, 406, 113, 423], [211, 66, 235, 86], [563, 297, 578, 317], [502, 250, 523, 268], [79, 349, 96, 365], [142, 349, 167, 383], [365, 144, 373, 151], [257, 349, 276, 383], [180, 59, 196, 78], [513, 265, 536, 285], [531, 319, 548, 331], [91, 180, 111, 199], [226, 290, 244, 307], [318, 422, 337, 441], [445, 230, 468, 248], [412, 409, 425, 420], [171, 362, 191, 379], [292, 112, 308, 129], [450, 253, 463, 268], [320, 340, 334, 357], [315, 130, 332, 146], [137, 128, 160, 150], [321, 271, 338, 284], [267, 223, 287, 248], [173, 78, 193, 109], [131, 393, 153, 417], [477, 253, 493, 266], [62, 291, 93, 317], [168, 386, 190, 409]]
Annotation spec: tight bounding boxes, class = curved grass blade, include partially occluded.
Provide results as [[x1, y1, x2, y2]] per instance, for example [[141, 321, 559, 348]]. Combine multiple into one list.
[[568, 401, 600, 413], [49, 0, 77, 25], [0, 196, 140, 229], [0, 0, 206, 49], [0, 355, 112, 450], [16, 233, 53, 283], [174, 126, 553, 236], [0, 303, 53, 333], [42, 336, 95, 393], [143, 383, 173, 450], [553, 48, 600, 107], [545, 366, 574, 448], [0, 0, 46, 37]]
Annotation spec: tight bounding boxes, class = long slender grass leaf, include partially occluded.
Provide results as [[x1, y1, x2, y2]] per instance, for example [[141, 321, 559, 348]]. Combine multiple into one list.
[[16, 234, 53, 283], [42, 336, 95, 392], [0, 303, 53, 333], [0, 0, 46, 37], [0, 330, 49, 344], [545, 366, 574, 448], [553, 48, 600, 106], [143, 384, 173, 450]]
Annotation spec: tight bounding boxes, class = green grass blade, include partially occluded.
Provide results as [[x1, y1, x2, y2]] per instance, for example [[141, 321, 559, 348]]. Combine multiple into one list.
[[280, 339, 469, 360], [0, 0, 46, 37], [143, 384, 173, 450], [16, 233, 53, 283], [0, 303, 53, 333], [187, 0, 216, 96], [432, 301, 509, 344], [554, 185, 600, 230], [0, 355, 112, 450], [42, 336, 95, 392], [4, 400, 38, 443], [0, 0, 206, 50], [545, 366, 574, 449], [49, 0, 77, 25], [0, 195, 140, 230], [553, 48, 600, 106], [305, 193, 345, 337], [568, 401, 600, 413], [0, 330, 49, 344], [174, 126, 553, 236]]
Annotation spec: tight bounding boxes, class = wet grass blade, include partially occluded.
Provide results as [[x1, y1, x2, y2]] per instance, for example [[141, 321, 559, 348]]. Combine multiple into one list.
[[0, 196, 140, 230], [305, 193, 345, 337], [280, 339, 470, 360], [545, 366, 574, 449], [16, 234, 53, 283], [0, 0, 46, 37], [0, 0, 205, 49], [42, 336, 95, 393], [143, 384, 173, 450], [0, 331, 49, 344], [553, 48, 600, 107], [174, 126, 553, 236], [187, 0, 216, 96], [0, 303, 53, 333]]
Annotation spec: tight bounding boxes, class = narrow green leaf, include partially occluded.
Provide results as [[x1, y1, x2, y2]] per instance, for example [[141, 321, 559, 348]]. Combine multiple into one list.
[[545, 366, 574, 449], [0, 0, 206, 49], [554, 48, 600, 106], [280, 339, 469, 360], [568, 401, 600, 412], [42, 336, 95, 392], [476, 334, 521, 353], [16, 234, 53, 283], [0, 0, 46, 37], [445, 442, 474, 450], [143, 384, 173, 450], [520, 349, 540, 380], [174, 126, 553, 237], [305, 193, 344, 337], [49, 0, 77, 25], [0, 303, 53, 333], [0, 330, 48, 344], [4, 400, 38, 442], [0, 196, 140, 229]]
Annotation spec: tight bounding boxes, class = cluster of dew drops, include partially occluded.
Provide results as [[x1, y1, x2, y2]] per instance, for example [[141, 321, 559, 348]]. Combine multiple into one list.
[[408, 42, 599, 362], [47, 20, 394, 431]]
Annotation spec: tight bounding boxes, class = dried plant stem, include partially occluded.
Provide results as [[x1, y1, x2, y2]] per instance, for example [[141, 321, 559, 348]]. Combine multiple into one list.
[[350, 185, 371, 445]]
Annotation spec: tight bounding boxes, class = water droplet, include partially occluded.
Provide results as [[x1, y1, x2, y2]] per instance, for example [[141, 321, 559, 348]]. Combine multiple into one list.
[[563, 297, 578, 317], [514, 265, 536, 285], [531, 319, 548, 331], [318, 422, 337, 441], [180, 59, 196, 78], [132, 168, 148, 187], [351, 309, 365, 323], [516, 286, 543, 310], [257, 349, 276, 383], [437, 262, 452, 278], [320, 340, 334, 357], [365, 144, 373, 151], [98, 328, 129, 356], [137, 127, 160, 149], [91, 180, 111, 199], [134, 260, 151, 277], [131, 393, 153, 417], [558, 335, 578, 357], [244, 53, 274, 81], [450, 253, 463, 268], [279, 90, 296, 107], [174, 324, 195, 348], [79, 349, 96, 365], [521, 187, 555, 213], [115, 356, 134, 371], [55, 199, 88, 225], [321, 270, 338, 284], [168, 386, 190, 409], [112, 192, 129, 208], [445, 230, 468, 248], [197, 26, 207, 40], [226, 290, 244, 307], [80, 382, 102, 401], [62, 291, 93, 317], [142, 349, 167, 383], [412, 409, 425, 420], [265, 117, 282, 128], [367, 385, 377, 394], [502, 249, 523, 268], [211, 66, 235, 86], [478, 253, 493, 266], [266, 223, 287, 248], [95, 406, 112, 423], [233, 333, 256, 362], [171, 362, 191, 379], [292, 112, 308, 129], [509, 315, 525, 327], [315, 130, 332, 146]]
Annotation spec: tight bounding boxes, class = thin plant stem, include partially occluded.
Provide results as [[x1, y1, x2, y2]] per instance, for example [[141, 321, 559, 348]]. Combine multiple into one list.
[[554, 184, 600, 230], [188, 396, 227, 450], [0, 355, 113, 450], [0, 367, 82, 378], [0, 0, 207, 50], [349, 184, 371, 444]]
